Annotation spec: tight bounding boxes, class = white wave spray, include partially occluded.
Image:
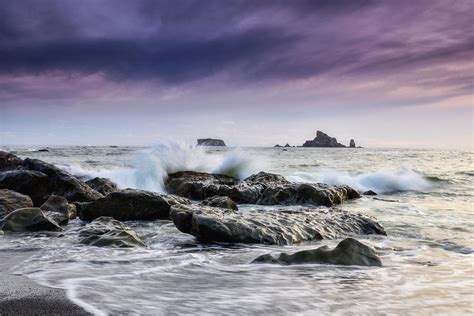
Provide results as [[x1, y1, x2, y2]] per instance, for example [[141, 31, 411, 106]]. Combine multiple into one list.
[[287, 167, 432, 193]]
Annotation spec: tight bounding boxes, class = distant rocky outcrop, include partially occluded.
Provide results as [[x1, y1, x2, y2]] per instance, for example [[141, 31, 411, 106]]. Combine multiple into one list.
[[274, 143, 292, 148], [197, 138, 226, 146], [303, 131, 346, 147], [350, 139, 356, 148]]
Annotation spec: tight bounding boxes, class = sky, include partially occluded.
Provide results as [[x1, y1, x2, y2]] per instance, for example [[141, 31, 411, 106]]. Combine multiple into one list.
[[0, 0, 473, 148]]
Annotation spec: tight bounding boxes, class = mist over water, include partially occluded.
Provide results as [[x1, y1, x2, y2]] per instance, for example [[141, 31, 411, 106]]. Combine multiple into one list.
[[2, 144, 473, 315]]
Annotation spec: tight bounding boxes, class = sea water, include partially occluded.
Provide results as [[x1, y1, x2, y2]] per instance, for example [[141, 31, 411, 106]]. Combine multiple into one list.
[[1, 144, 473, 315]]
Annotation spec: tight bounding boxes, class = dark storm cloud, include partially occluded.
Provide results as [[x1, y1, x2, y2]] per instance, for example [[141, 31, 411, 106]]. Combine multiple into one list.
[[0, 0, 472, 90]]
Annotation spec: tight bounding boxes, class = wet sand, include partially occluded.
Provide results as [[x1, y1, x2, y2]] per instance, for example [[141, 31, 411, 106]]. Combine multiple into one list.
[[0, 250, 90, 316]]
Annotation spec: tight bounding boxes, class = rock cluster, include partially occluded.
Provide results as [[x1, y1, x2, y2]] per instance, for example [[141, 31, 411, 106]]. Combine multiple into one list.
[[197, 138, 226, 146], [0, 150, 386, 262], [166, 171, 360, 206]]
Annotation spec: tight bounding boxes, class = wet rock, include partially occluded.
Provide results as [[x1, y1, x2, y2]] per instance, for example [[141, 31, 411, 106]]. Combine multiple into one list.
[[171, 205, 386, 245], [302, 131, 346, 148], [0, 189, 33, 219], [349, 139, 356, 148], [363, 190, 377, 196], [79, 189, 191, 221], [0, 151, 24, 171], [23, 158, 103, 202], [37, 148, 49, 152], [0, 208, 62, 232], [85, 177, 118, 196], [200, 196, 238, 210], [197, 138, 226, 146], [253, 238, 382, 267], [0, 170, 51, 205], [40, 195, 76, 225], [79, 216, 146, 248], [166, 171, 360, 207]]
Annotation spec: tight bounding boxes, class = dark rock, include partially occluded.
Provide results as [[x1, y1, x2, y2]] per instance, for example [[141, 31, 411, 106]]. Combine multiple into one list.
[[0, 170, 51, 205], [349, 139, 356, 148], [0, 151, 24, 171], [1, 208, 62, 232], [79, 216, 146, 248], [40, 195, 76, 225], [200, 196, 238, 210], [363, 190, 377, 196], [170, 205, 386, 245], [79, 189, 191, 221], [274, 144, 282, 147], [37, 148, 49, 152], [302, 131, 346, 148], [23, 158, 103, 202], [85, 177, 118, 196], [197, 138, 226, 146], [284, 143, 291, 147], [166, 171, 360, 207], [252, 238, 382, 267], [0, 189, 33, 219]]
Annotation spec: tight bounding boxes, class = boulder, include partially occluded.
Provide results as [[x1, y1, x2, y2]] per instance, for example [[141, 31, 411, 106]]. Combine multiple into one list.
[[363, 190, 377, 196], [349, 139, 356, 148], [79, 217, 146, 248], [79, 189, 191, 221], [0, 208, 62, 232], [0, 170, 51, 205], [85, 177, 118, 196], [170, 205, 386, 245], [0, 189, 33, 219], [166, 171, 360, 207], [0, 151, 24, 171], [40, 195, 76, 225], [200, 196, 238, 210], [196, 138, 226, 146], [252, 238, 382, 267], [23, 158, 103, 202], [302, 131, 346, 148]]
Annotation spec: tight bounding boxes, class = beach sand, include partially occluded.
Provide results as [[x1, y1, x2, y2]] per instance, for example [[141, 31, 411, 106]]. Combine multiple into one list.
[[0, 250, 90, 316]]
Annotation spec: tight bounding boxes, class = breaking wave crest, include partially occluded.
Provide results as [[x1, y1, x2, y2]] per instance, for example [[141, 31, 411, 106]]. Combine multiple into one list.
[[287, 167, 432, 193], [61, 142, 259, 193]]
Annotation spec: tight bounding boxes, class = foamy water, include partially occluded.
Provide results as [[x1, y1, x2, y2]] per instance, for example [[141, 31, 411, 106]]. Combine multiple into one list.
[[1, 144, 473, 315]]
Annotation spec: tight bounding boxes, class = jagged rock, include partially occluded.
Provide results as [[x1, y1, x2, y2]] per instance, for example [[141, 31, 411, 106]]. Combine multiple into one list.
[[40, 195, 76, 225], [363, 190, 377, 196], [85, 177, 118, 196], [79, 217, 146, 248], [349, 139, 356, 148], [166, 171, 360, 206], [0, 208, 62, 232], [170, 205, 386, 245], [302, 131, 346, 148], [197, 138, 226, 146], [79, 189, 191, 221], [0, 151, 24, 171], [274, 144, 282, 147], [0, 189, 33, 219], [23, 158, 103, 202], [284, 143, 291, 147], [253, 238, 382, 267], [200, 196, 238, 210], [0, 170, 51, 205]]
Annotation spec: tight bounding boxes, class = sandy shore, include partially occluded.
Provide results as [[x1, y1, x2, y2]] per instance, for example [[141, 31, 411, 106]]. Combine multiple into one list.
[[0, 250, 91, 316]]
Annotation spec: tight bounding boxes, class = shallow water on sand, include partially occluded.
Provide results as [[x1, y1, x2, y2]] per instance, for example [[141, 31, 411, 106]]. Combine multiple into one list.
[[1, 145, 473, 315]]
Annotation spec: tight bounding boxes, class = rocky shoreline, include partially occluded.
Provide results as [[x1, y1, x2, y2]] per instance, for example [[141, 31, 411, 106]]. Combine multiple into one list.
[[0, 150, 386, 267]]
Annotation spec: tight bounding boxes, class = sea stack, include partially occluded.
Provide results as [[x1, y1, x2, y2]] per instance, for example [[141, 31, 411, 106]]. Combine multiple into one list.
[[197, 138, 226, 146], [349, 139, 356, 148], [302, 131, 346, 148]]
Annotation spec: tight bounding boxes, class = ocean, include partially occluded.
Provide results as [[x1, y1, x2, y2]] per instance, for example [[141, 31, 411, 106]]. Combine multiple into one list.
[[1, 144, 473, 315]]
